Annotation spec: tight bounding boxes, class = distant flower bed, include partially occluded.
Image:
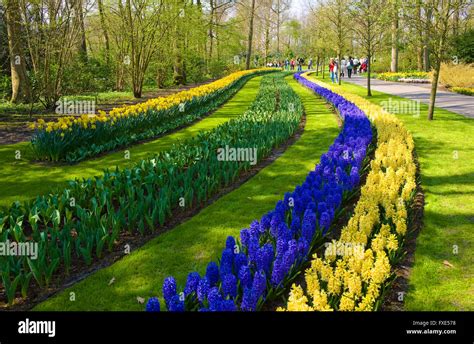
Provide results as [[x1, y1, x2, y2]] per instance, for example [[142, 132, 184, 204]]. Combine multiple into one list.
[[30, 68, 275, 162], [398, 78, 430, 84], [377, 71, 429, 82], [451, 87, 474, 96]]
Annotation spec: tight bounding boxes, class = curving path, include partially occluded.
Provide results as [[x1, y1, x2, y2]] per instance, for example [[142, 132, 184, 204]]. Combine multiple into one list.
[[346, 75, 474, 118]]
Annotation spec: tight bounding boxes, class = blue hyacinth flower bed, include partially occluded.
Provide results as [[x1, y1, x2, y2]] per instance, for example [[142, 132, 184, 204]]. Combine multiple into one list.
[[145, 73, 373, 312]]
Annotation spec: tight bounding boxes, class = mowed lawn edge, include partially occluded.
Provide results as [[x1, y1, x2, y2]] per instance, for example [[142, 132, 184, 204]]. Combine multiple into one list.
[[0, 76, 264, 209], [33, 76, 340, 311], [308, 74, 474, 311]]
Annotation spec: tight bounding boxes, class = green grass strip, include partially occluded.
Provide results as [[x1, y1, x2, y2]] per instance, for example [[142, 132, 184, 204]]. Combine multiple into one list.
[[308, 74, 474, 311], [34, 75, 340, 311], [0, 76, 263, 209]]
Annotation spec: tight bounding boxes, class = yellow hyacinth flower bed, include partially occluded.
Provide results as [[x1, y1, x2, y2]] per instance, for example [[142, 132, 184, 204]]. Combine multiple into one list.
[[278, 74, 417, 312], [32, 68, 270, 133]]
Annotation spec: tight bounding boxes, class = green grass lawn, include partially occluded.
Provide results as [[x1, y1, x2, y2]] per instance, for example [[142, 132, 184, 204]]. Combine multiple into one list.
[[0, 76, 263, 209], [33, 75, 340, 311], [307, 74, 474, 311]]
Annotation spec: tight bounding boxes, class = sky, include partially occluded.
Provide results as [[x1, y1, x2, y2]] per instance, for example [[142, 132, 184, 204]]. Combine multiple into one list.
[[290, 0, 310, 17]]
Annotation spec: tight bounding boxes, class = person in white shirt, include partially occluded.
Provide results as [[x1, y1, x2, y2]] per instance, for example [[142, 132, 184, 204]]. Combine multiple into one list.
[[341, 58, 347, 78], [353, 57, 359, 75]]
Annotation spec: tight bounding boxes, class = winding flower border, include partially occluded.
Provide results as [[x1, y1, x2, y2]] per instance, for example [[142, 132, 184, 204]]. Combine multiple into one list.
[[145, 72, 374, 312], [279, 73, 416, 311]]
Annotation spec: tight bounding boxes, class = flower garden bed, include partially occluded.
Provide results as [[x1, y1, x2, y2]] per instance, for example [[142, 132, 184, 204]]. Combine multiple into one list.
[[30, 69, 275, 163], [145, 72, 374, 312], [279, 74, 417, 311], [0, 72, 306, 307], [376, 72, 429, 83]]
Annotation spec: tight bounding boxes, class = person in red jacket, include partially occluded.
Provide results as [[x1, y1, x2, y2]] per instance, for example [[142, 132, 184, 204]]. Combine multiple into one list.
[[329, 58, 338, 83]]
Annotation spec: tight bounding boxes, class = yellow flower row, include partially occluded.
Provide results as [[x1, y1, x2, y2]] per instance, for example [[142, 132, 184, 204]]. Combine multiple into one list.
[[32, 69, 273, 133], [278, 74, 416, 312], [377, 71, 429, 80]]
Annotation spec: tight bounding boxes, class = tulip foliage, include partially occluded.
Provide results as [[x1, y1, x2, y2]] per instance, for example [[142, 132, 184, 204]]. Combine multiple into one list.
[[0, 72, 303, 305]]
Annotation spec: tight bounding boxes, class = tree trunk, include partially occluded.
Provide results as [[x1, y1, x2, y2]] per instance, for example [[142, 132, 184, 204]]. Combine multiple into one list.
[[173, 1, 186, 85], [322, 57, 325, 79], [245, 0, 256, 70], [423, 45, 430, 72], [133, 84, 142, 99], [415, 0, 423, 70], [367, 53, 372, 97], [6, 0, 31, 103], [276, 0, 281, 54], [338, 52, 342, 85], [264, 15, 270, 66], [116, 53, 125, 91], [453, 8, 459, 36], [207, 1, 215, 74], [98, 0, 110, 64], [76, 0, 88, 61], [316, 55, 320, 76], [428, 62, 440, 121], [390, 5, 399, 73], [423, 8, 432, 72]]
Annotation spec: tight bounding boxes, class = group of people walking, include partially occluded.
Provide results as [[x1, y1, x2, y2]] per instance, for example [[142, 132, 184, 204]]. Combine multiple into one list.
[[266, 55, 368, 83], [267, 57, 307, 72], [284, 57, 305, 72], [329, 56, 368, 83]]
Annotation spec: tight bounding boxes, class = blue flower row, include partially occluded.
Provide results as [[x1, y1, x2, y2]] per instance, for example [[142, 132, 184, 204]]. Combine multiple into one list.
[[146, 72, 373, 312]]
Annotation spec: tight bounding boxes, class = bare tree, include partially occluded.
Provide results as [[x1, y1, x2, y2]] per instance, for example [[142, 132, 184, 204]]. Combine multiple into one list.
[[245, 0, 256, 70], [390, 0, 400, 72], [173, 0, 186, 85], [19, 0, 83, 108], [97, 0, 110, 64], [75, 0, 88, 60], [271, 0, 290, 54], [207, 0, 234, 72], [117, 0, 171, 97], [351, 0, 389, 96], [319, 0, 351, 85], [403, 0, 470, 120]]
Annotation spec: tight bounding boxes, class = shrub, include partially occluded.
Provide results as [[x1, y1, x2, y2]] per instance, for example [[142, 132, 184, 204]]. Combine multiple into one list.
[[434, 62, 474, 89], [451, 29, 474, 64]]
